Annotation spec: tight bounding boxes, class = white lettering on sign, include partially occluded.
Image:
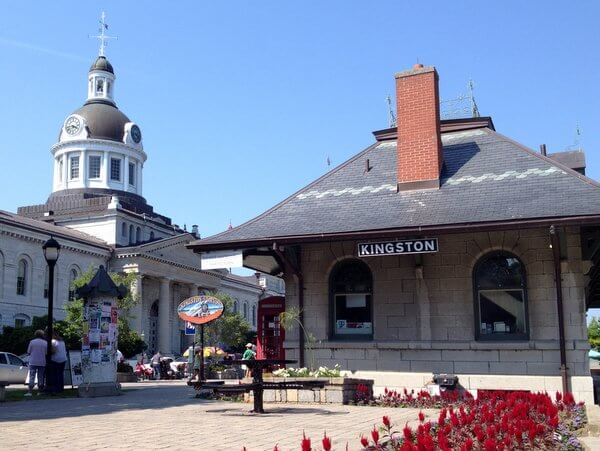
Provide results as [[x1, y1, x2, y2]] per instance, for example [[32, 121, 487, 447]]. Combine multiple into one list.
[[358, 239, 438, 257], [201, 250, 244, 270]]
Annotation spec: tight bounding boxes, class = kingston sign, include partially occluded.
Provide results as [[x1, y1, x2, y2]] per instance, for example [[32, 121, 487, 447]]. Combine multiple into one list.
[[358, 238, 438, 257]]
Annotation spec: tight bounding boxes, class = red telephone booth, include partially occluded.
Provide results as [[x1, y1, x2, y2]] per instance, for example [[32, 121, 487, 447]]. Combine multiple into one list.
[[256, 296, 285, 360]]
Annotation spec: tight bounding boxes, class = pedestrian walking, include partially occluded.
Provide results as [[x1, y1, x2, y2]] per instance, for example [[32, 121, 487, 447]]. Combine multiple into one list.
[[25, 330, 47, 396], [151, 351, 162, 380], [242, 343, 256, 378]]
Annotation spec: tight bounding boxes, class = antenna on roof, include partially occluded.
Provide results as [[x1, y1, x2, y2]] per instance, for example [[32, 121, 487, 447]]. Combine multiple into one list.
[[440, 79, 481, 120], [386, 95, 397, 128], [468, 80, 480, 118], [566, 122, 583, 151], [228, 220, 233, 230], [89, 11, 117, 56], [326, 156, 331, 167]]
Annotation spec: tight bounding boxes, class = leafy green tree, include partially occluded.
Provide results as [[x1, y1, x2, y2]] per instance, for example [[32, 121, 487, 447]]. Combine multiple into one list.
[[54, 266, 145, 358], [589, 317, 600, 351], [197, 291, 251, 352]]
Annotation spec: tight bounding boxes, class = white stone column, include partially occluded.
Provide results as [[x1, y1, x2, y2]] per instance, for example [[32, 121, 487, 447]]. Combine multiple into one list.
[[124, 155, 130, 192], [81, 150, 87, 187], [104, 151, 110, 184], [62, 154, 68, 188], [138, 161, 143, 194], [158, 278, 171, 354], [129, 274, 143, 334]]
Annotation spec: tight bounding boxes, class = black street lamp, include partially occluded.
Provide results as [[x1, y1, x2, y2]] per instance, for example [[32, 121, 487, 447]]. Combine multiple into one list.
[[42, 237, 61, 371]]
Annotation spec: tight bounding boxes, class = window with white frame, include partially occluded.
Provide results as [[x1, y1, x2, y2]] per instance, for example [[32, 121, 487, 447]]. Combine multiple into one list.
[[16, 259, 27, 296], [59, 158, 64, 182], [243, 302, 248, 320], [110, 158, 121, 181], [128, 162, 135, 186], [129, 225, 134, 245], [69, 268, 79, 301], [136, 227, 141, 243], [121, 222, 127, 237], [70, 156, 80, 179], [89, 155, 101, 179], [14, 314, 30, 328]]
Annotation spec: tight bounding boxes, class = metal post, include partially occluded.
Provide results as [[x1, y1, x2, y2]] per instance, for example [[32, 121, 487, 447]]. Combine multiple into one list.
[[46, 260, 56, 382], [200, 323, 205, 382], [550, 225, 569, 394]]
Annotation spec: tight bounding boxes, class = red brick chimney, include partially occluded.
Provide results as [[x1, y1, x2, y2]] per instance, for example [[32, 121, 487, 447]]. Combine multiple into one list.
[[395, 64, 443, 191]]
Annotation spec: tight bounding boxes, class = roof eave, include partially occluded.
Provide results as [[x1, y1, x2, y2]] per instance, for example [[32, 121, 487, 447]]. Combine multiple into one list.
[[187, 214, 600, 252]]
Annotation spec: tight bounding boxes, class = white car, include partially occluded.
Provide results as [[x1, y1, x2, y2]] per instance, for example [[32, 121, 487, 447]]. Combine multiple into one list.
[[0, 352, 28, 385]]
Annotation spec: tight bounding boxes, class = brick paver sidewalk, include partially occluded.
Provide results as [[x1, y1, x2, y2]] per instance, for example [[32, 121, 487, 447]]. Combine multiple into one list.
[[0, 381, 432, 450]]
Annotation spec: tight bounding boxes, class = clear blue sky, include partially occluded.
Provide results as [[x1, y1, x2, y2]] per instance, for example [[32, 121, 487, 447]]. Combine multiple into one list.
[[1, 1, 599, 239]]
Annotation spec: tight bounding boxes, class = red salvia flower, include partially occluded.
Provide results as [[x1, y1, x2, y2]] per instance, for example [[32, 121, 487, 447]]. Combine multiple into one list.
[[273, 446, 279, 451], [383, 415, 391, 427], [371, 427, 379, 443], [360, 435, 369, 447], [418, 411, 425, 423], [403, 424, 412, 443], [322, 433, 331, 451], [301, 432, 311, 451]]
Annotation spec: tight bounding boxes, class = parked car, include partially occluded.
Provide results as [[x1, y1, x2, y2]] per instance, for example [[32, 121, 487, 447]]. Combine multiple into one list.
[[169, 357, 188, 378], [0, 352, 28, 385]]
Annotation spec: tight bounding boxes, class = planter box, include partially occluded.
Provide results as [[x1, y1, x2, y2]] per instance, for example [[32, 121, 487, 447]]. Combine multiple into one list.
[[245, 376, 373, 405], [116, 372, 138, 383]]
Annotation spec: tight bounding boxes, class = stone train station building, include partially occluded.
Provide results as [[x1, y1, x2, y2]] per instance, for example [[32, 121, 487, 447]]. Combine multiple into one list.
[[190, 64, 600, 403]]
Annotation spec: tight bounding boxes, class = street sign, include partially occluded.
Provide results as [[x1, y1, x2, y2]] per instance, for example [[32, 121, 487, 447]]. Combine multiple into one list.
[[184, 322, 196, 336], [177, 295, 224, 325]]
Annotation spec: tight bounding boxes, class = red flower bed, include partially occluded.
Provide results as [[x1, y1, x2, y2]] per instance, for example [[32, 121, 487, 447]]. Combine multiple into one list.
[[258, 390, 585, 450]]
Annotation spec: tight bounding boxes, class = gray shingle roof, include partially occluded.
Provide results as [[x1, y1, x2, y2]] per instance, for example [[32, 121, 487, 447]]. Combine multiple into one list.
[[0, 209, 110, 249], [196, 127, 600, 246]]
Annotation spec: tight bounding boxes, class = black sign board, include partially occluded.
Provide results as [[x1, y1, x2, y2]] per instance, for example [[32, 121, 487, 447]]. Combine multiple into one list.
[[358, 238, 438, 257]]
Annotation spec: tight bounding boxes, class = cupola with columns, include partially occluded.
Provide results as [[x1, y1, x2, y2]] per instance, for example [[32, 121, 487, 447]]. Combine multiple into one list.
[[51, 13, 146, 198]]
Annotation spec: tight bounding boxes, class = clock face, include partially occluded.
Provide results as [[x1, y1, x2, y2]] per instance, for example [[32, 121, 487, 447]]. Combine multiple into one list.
[[131, 125, 142, 143], [65, 116, 81, 135]]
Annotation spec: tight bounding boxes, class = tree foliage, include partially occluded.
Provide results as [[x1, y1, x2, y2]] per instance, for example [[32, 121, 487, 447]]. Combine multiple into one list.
[[588, 317, 600, 351], [197, 291, 251, 352]]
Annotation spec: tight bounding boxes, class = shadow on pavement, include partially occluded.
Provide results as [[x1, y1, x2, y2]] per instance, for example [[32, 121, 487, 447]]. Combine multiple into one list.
[[0, 383, 218, 422]]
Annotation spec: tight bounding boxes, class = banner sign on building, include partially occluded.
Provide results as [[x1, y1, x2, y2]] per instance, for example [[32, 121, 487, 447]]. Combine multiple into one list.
[[358, 238, 438, 257], [200, 249, 243, 270]]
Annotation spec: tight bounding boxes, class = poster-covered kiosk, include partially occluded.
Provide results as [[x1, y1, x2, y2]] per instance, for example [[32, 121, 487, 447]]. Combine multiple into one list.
[[256, 296, 285, 360]]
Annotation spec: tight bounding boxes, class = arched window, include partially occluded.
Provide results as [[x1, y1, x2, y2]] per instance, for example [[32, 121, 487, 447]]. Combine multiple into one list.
[[233, 300, 238, 314], [243, 302, 248, 320], [16, 259, 28, 296], [44, 266, 49, 298], [14, 313, 30, 328], [330, 259, 373, 339], [129, 225, 134, 245], [150, 231, 155, 240], [473, 251, 528, 341], [136, 227, 141, 243], [121, 222, 127, 237], [68, 268, 79, 301], [252, 305, 256, 327]]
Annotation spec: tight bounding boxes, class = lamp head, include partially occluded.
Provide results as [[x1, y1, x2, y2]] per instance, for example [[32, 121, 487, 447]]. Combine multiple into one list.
[[43, 236, 61, 263]]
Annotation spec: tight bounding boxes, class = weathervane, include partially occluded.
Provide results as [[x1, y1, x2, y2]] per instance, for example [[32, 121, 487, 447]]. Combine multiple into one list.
[[89, 12, 117, 57]]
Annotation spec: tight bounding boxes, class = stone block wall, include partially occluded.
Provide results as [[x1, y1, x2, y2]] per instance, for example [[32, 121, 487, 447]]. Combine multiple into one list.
[[283, 227, 593, 402]]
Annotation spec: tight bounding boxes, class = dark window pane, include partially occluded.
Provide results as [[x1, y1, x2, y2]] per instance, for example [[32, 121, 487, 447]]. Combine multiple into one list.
[[475, 254, 523, 289], [331, 260, 373, 337], [479, 289, 526, 335]]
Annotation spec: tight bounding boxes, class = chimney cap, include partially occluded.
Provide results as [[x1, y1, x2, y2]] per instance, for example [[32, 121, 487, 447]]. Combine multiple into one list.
[[395, 65, 436, 79]]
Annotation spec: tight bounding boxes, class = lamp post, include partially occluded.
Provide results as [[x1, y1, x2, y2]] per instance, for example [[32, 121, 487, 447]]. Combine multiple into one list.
[[42, 237, 61, 370]]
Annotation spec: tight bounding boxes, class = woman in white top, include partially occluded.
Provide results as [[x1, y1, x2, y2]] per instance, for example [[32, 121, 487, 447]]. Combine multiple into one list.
[[47, 331, 68, 393]]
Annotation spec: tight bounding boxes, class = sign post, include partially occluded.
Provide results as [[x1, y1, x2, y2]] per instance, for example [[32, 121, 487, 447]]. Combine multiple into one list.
[[177, 295, 224, 382]]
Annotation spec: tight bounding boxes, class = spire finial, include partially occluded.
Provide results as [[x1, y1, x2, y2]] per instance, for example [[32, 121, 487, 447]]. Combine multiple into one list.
[[89, 12, 117, 57]]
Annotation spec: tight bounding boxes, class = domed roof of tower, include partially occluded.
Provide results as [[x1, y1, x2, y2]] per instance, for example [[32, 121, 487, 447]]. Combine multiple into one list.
[[70, 102, 131, 142], [89, 56, 114, 74]]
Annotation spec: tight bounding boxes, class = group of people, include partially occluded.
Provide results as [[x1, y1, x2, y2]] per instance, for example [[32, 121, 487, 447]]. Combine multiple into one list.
[[25, 329, 68, 396]]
